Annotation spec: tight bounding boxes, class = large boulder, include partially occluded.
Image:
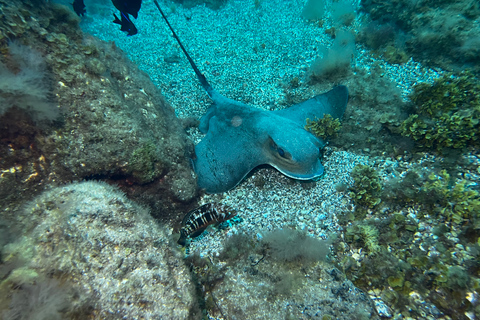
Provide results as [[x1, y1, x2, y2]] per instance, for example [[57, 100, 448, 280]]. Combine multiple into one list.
[[0, 0, 198, 220], [1, 182, 199, 319]]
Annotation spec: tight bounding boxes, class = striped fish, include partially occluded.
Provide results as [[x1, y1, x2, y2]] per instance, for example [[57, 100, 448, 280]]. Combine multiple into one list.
[[177, 203, 237, 246]]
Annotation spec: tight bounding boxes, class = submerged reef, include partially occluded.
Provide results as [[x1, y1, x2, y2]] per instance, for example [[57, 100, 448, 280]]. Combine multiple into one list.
[[360, 0, 480, 72], [336, 159, 480, 319], [0, 0, 198, 219], [332, 67, 410, 155], [401, 72, 480, 152]]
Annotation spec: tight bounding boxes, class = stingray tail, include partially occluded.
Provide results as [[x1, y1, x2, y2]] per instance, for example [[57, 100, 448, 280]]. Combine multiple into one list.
[[153, 0, 215, 98]]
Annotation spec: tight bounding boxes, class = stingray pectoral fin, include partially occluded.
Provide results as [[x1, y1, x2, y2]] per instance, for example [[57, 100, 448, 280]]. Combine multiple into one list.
[[298, 85, 348, 119], [274, 85, 349, 123]]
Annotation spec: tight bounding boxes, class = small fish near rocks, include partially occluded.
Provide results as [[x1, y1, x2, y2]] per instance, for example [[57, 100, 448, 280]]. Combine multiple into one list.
[[178, 203, 237, 246], [72, 0, 86, 16]]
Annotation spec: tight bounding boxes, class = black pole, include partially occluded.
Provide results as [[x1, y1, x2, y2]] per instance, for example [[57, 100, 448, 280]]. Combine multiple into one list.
[[153, 0, 214, 97]]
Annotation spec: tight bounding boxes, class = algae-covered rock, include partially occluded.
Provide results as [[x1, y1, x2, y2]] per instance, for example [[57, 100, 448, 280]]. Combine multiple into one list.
[[0, 0, 198, 219], [335, 68, 409, 155], [210, 263, 376, 319], [360, 0, 480, 72], [1, 181, 197, 319], [188, 231, 378, 319]]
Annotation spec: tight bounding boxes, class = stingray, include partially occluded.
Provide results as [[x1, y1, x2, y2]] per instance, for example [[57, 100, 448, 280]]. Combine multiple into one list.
[[154, 1, 349, 194]]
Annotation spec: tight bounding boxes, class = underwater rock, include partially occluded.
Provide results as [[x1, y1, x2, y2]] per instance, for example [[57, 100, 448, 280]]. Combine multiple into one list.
[[51, 34, 198, 214], [2, 181, 197, 319], [200, 232, 378, 320], [360, 0, 480, 72], [336, 68, 409, 155], [0, 0, 198, 219]]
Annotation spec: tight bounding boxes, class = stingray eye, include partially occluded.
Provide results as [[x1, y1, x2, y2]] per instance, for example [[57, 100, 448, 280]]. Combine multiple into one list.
[[277, 147, 292, 160], [269, 137, 291, 160]]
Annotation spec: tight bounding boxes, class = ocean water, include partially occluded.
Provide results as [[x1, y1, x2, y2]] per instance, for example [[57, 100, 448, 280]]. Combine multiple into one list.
[[1, 0, 480, 319]]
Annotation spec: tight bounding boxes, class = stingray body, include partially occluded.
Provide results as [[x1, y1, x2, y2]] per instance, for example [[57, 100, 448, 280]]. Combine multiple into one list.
[[154, 1, 349, 193]]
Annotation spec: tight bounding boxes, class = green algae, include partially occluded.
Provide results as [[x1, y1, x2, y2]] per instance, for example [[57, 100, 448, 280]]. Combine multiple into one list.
[[128, 141, 162, 183], [345, 223, 380, 254], [304, 114, 342, 139], [401, 73, 480, 151], [349, 164, 382, 211], [336, 161, 480, 318], [382, 45, 409, 64], [422, 169, 480, 225]]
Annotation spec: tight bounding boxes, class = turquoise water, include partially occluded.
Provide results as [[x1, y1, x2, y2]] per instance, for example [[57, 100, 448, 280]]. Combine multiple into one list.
[[1, 0, 479, 319]]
